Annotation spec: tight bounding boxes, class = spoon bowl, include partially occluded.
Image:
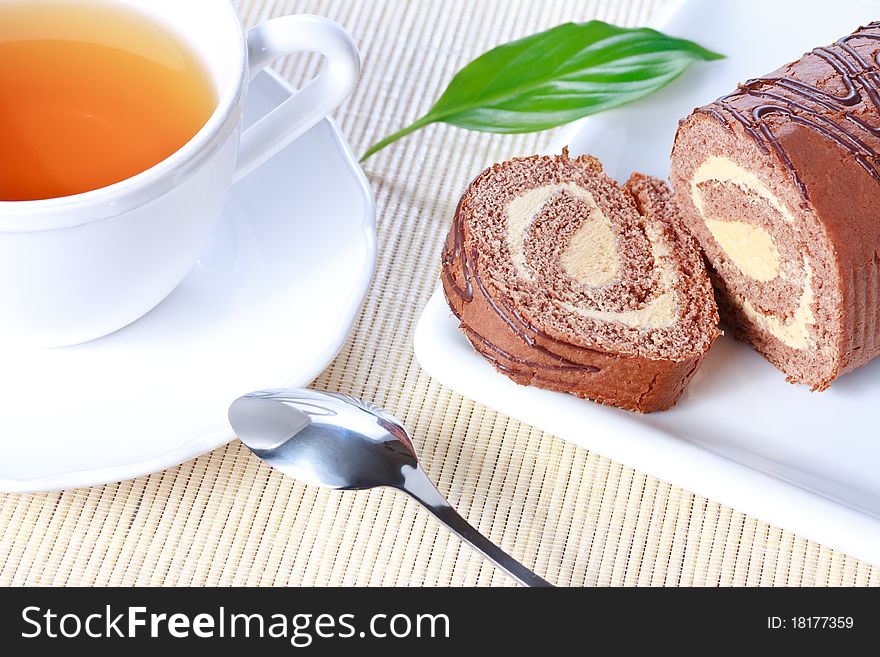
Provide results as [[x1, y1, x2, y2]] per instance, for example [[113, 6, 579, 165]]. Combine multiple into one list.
[[229, 390, 417, 490]]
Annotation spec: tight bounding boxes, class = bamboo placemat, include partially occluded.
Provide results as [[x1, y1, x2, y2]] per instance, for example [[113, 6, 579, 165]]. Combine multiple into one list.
[[1, 0, 877, 587]]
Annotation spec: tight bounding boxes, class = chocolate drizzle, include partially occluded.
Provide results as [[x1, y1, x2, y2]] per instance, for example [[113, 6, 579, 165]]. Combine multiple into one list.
[[701, 22, 880, 200], [440, 189, 602, 375], [463, 327, 594, 375], [441, 195, 474, 302]]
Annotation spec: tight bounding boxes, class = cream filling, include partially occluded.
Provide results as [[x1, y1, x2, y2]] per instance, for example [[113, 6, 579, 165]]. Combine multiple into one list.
[[564, 223, 677, 329], [690, 156, 816, 348], [507, 183, 617, 285], [739, 259, 815, 350], [560, 217, 619, 286], [691, 156, 795, 223], [691, 157, 786, 282], [505, 184, 677, 330], [704, 220, 781, 282]]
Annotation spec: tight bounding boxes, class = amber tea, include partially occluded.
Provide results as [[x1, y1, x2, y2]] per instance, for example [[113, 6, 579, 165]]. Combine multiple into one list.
[[0, 1, 217, 201]]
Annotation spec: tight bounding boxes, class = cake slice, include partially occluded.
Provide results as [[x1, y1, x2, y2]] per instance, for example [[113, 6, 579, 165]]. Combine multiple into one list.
[[670, 22, 880, 390], [441, 150, 719, 412]]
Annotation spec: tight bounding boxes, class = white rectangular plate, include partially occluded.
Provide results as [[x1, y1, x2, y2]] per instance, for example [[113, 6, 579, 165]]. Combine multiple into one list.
[[414, 0, 880, 566]]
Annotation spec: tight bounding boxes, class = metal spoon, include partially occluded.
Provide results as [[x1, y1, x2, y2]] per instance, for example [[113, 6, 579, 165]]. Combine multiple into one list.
[[228, 388, 553, 587]]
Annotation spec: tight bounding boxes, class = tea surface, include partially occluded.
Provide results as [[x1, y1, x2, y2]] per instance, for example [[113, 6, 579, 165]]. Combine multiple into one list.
[[0, 1, 217, 201]]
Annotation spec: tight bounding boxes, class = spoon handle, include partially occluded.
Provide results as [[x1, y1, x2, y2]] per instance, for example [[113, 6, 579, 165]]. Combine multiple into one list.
[[398, 468, 554, 587]]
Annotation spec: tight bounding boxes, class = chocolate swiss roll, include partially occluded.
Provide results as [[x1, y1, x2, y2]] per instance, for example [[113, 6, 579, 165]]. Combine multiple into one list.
[[442, 151, 719, 413], [671, 23, 880, 389]]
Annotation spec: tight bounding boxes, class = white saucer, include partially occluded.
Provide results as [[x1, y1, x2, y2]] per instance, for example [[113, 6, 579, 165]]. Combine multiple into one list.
[[0, 70, 376, 493], [415, 0, 880, 565]]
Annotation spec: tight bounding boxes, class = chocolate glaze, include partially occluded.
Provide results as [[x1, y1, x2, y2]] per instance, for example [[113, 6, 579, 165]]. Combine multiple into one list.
[[700, 22, 880, 200]]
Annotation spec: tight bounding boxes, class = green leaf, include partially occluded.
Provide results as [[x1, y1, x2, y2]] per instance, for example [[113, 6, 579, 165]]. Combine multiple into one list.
[[361, 21, 722, 160]]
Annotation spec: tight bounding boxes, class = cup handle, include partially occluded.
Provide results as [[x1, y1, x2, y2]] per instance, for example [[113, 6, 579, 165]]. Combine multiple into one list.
[[233, 15, 361, 183]]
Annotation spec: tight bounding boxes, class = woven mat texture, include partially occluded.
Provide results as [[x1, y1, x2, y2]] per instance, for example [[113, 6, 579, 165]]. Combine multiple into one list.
[[1, 0, 878, 587]]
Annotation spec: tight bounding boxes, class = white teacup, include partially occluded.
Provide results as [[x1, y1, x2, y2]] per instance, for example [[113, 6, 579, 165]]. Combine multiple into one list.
[[0, 0, 360, 347]]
